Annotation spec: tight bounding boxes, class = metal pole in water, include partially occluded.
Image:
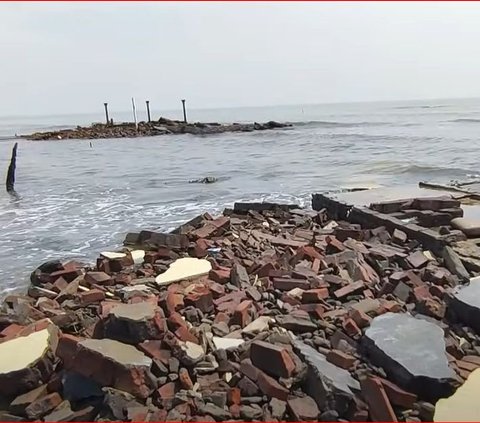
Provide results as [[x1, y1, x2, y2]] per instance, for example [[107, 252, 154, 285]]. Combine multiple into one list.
[[104, 103, 109, 125], [146, 100, 151, 123], [132, 97, 138, 130], [181, 99, 187, 123]]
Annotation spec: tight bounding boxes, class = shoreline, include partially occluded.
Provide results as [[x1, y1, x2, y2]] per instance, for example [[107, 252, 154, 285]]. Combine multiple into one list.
[[1, 188, 480, 420], [22, 118, 292, 141]]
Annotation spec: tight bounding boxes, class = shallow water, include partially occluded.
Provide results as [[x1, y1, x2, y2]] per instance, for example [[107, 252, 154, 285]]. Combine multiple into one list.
[[1, 98, 480, 294]]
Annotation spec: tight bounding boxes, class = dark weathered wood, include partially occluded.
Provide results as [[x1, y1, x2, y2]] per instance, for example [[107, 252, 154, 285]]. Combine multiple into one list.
[[6, 142, 17, 193]]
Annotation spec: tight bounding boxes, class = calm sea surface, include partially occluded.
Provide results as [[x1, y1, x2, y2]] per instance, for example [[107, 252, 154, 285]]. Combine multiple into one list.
[[1, 98, 480, 294]]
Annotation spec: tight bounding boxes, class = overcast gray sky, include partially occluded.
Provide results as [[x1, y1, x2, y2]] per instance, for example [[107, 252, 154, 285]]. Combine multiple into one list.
[[1, 1, 480, 116]]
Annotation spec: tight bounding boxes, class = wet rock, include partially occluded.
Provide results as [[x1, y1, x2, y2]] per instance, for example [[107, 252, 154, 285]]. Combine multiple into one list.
[[155, 257, 212, 286], [56, 335, 155, 398], [363, 312, 455, 401], [449, 276, 480, 334], [189, 176, 218, 184], [293, 340, 360, 415], [0, 324, 58, 396]]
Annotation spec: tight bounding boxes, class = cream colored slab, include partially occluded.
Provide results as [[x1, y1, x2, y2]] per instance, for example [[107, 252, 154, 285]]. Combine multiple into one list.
[[212, 336, 245, 350], [131, 250, 145, 265], [100, 251, 127, 260], [0, 329, 50, 374], [155, 257, 212, 286], [434, 368, 480, 421]]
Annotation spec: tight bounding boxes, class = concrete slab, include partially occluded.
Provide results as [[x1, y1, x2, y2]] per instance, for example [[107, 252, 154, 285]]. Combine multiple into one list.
[[155, 257, 212, 286]]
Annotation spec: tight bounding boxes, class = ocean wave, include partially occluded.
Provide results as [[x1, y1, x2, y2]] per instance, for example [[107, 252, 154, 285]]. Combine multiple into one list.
[[449, 118, 480, 123], [365, 162, 475, 177], [393, 105, 449, 110], [291, 120, 392, 128]]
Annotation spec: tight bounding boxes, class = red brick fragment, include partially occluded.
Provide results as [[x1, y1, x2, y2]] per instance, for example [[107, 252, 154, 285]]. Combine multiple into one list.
[[0, 323, 25, 339], [326, 349, 356, 369], [350, 308, 371, 328], [227, 387, 241, 405], [79, 288, 105, 306], [360, 377, 397, 422], [257, 371, 289, 400], [209, 267, 231, 284], [184, 285, 214, 313], [230, 300, 253, 328], [334, 280, 365, 299], [84, 271, 113, 286], [302, 288, 329, 303], [342, 318, 362, 337], [250, 340, 295, 378], [378, 378, 417, 408]]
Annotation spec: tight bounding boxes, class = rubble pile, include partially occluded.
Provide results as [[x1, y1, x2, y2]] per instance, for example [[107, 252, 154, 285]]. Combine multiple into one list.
[[1, 199, 480, 422], [25, 119, 291, 141]]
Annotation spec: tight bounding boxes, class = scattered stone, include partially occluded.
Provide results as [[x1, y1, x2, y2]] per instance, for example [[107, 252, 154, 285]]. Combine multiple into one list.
[[364, 313, 455, 401], [294, 340, 360, 415]]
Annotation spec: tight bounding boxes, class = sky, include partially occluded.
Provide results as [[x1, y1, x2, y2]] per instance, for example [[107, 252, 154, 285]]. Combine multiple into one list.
[[2, 1, 480, 116]]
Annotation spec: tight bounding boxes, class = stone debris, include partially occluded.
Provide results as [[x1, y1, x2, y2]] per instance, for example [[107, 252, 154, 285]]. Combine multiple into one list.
[[1, 198, 480, 421], [25, 118, 292, 141]]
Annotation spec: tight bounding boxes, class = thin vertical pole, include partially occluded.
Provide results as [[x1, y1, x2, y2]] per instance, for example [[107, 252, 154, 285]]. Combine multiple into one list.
[[104, 103, 109, 125], [181, 99, 187, 123], [132, 97, 138, 130], [146, 100, 151, 123]]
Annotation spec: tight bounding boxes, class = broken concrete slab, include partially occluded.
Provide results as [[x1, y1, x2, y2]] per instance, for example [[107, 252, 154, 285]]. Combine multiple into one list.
[[293, 340, 360, 416], [0, 325, 58, 396], [155, 257, 212, 286], [103, 302, 166, 344], [363, 312, 455, 401], [56, 335, 155, 398]]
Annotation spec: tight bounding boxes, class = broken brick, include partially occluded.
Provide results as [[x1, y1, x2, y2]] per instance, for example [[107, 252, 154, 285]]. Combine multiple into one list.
[[250, 340, 295, 378]]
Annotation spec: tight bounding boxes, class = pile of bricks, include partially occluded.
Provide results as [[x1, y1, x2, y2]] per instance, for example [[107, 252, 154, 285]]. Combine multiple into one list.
[[0, 200, 479, 422]]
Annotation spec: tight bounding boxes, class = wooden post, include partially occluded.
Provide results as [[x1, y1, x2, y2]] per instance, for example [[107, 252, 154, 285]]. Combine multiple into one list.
[[146, 100, 151, 123], [6, 143, 17, 193], [104, 103, 109, 125], [181, 99, 187, 123], [132, 97, 138, 130]]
